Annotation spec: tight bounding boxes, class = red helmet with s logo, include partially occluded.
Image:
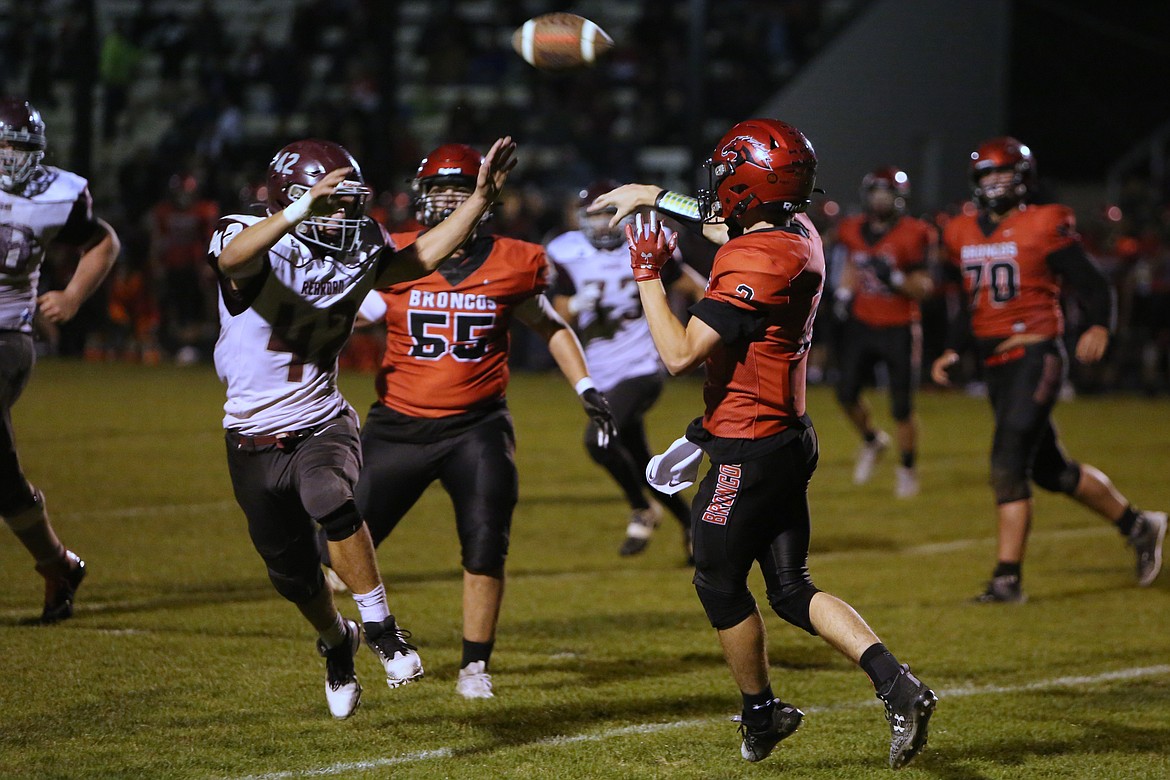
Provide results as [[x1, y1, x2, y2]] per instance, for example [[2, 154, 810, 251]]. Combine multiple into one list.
[[699, 118, 818, 223]]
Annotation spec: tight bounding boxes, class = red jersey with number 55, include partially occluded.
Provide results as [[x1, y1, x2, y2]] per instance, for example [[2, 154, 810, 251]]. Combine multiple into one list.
[[374, 233, 548, 418], [943, 204, 1076, 339], [836, 214, 935, 327]]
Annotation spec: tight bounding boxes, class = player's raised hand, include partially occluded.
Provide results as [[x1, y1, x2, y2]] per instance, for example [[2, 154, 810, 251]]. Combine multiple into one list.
[[589, 183, 662, 228], [1075, 324, 1110, 364], [626, 210, 677, 283], [306, 167, 356, 215], [477, 136, 517, 203]]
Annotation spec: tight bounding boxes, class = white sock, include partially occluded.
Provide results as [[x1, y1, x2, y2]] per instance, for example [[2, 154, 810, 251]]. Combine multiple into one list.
[[319, 612, 347, 649], [352, 584, 390, 624]]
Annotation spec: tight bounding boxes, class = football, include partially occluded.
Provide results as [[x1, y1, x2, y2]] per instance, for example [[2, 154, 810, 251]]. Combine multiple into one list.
[[511, 12, 614, 70]]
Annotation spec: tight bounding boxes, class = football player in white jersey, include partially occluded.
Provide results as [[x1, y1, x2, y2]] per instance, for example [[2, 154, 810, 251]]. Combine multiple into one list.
[[207, 135, 515, 718], [548, 181, 705, 561], [0, 98, 119, 624]]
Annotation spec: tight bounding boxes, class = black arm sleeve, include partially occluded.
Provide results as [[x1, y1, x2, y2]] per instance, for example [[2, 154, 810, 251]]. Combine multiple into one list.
[[689, 297, 765, 344], [55, 188, 105, 249], [941, 262, 971, 353], [1045, 244, 1116, 331]]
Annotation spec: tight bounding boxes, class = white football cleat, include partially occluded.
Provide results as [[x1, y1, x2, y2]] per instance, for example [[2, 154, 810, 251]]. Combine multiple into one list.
[[364, 616, 424, 688], [456, 660, 495, 699], [895, 466, 920, 499], [853, 430, 890, 485], [317, 619, 362, 718], [620, 503, 662, 556]]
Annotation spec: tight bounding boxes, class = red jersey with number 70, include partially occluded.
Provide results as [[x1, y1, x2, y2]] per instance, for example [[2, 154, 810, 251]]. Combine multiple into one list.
[[374, 232, 548, 418], [942, 204, 1077, 340]]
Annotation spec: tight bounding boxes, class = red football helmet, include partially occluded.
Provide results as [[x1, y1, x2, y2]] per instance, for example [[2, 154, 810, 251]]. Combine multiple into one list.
[[266, 138, 371, 256], [0, 97, 46, 192], [577, 178, 627, 250], [413, 143, 482, 227], [969, 136, 1034, 212], [699, 118, 818, 223], [861, 166, 910, 216]]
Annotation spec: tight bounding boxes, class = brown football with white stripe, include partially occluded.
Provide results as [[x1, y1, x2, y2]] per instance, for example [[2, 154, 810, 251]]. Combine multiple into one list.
[[511, 13, 613, 70]]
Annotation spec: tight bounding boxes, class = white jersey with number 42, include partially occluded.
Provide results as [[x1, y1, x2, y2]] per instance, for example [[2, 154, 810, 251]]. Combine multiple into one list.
[[208, 214, 387, 435]]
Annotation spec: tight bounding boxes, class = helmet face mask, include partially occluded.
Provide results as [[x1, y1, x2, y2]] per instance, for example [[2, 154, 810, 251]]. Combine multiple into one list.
[[266, 139, 372, 261], [970, 137, 1033, 213], [861, 167, 909, 218], [576, 179, 627, 250], [698, 119, 818, 224], [0, 98, 46, 193], [413, 144, 483, 229]]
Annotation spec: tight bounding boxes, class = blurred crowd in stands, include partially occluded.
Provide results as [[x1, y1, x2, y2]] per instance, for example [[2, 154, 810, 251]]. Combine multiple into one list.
[[2, 0, 1169, 394]]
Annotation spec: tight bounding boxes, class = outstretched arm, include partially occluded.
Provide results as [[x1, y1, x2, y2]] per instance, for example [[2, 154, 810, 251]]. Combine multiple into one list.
[[216, 167, 354, 279], [385, 136, 518, 285], [588, 183, 729, 246]]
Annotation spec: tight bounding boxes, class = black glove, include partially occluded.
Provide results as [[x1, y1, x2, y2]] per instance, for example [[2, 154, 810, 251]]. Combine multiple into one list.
[[867, 256, 905, 290], [581, 387, 617, 449]]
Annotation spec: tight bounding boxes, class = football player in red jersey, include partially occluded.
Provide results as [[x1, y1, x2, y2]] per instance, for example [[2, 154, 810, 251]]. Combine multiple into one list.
[[209, 135, 516, 717], [332, 144, 616, 700], [832, 168, 936, 497], [591, 119, 936, 769], [932, 137, 1166, 603], [0, 98, 119, 624]]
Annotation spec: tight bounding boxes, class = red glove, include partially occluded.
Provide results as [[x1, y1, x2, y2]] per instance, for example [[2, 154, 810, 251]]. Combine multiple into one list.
[[625, 210, 679, 282]]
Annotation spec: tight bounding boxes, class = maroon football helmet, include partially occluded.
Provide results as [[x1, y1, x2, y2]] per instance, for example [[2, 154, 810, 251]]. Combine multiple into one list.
[[969, 136, 1034, 213], [412, 143, 482, 227], [0, 98, 46, 192], [577, 178, 627, 250], [699, 118, 818, 223], [861, 166, 910, 217], [265, 138, 371, 256]]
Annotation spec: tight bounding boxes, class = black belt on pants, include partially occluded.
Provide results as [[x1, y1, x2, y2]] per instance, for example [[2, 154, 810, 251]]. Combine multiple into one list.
[[227, 426, 319, 452]]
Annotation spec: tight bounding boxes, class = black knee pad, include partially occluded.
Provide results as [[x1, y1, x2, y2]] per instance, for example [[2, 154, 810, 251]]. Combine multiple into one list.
[[766, 580, 820, 636], [990, 429, 1032, 504], [461, 529, 508, 573], [990, 464, 1031, 504], [319, 500, 364, 542], [0, 479, 37, 517], [695, 581, 757, 630], [890, 393, 913, 422], [1034, 459, 1080, 496], [267, 562, 324, 604]]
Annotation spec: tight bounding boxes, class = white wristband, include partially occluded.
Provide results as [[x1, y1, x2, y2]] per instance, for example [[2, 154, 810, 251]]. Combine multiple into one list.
[[575, 377, 596, 396], [281, 190, 315, 226]]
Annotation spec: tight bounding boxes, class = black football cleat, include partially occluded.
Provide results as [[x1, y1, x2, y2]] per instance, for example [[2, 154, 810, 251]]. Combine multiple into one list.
[[1129, 511, 1166, 587], [877, 665, 937, 770], [974, 574, 1026, 604], [364, 615, 424, 688], [37, 550, 86, 625], [737, 701, 804, 762]]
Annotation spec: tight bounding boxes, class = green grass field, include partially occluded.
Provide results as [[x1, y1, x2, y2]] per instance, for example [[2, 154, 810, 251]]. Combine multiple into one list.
[[2, 361, 1168, 779]]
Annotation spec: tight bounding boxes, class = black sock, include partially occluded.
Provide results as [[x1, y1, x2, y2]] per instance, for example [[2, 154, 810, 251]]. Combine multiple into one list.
[[859, 643, 902, 692], [461, 638, 494, 669], [1115, 506, 1139, 537], [901, 451, 916, 469], [741, 686, 775, 727], [993, 561, 1021, 579], [863, 430, 877, 444]]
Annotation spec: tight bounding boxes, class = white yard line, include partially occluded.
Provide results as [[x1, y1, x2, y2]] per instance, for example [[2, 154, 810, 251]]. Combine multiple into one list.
[[228, 664, 1170, 780]]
